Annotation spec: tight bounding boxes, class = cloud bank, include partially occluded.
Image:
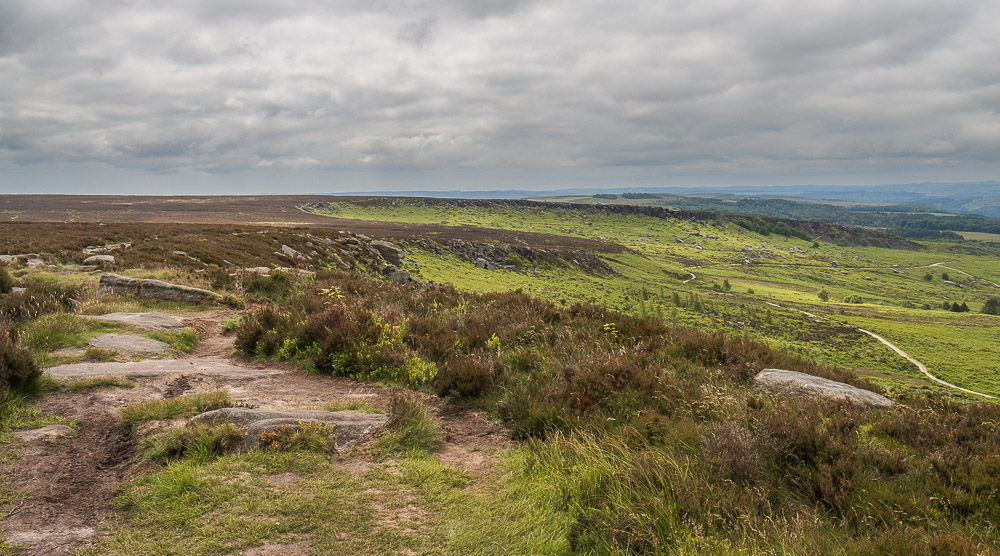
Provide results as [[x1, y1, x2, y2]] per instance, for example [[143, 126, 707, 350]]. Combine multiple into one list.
[[0, 0, 997, 193]]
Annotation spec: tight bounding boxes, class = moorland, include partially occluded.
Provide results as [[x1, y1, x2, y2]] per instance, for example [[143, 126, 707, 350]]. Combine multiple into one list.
[[1, 194, 999, 554]]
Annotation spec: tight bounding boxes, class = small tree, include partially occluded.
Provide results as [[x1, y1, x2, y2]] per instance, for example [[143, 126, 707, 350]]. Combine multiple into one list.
[[942, 301, 952, 310], [941, 272, 950, 281], [923, 272, 933, 281], [983, 297, 1000, 316], [818, 289, 829, 302], [723, 279, 731, 291], [960, 301, 970, 313]]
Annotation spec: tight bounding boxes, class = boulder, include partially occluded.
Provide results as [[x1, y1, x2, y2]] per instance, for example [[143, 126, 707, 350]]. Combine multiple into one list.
[[370, 240, 402, 265], [280, 244, 310, 261], [192, 407, 386, 451], [388, 270, 411, 284], [754, 369, 892, 408], [87, 334, 171, 354], [98, 273, 221, 304], [83, 255, 115, 265]]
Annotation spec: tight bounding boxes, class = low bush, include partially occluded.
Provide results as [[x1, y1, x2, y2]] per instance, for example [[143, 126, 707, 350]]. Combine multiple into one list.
[[260, 421, 336, 454], [0, 326, 40, 392], [0, 264, 12, 294]]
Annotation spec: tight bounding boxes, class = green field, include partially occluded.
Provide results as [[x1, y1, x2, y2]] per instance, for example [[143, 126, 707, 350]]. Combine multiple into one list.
[[307, 200, 1000, 400]]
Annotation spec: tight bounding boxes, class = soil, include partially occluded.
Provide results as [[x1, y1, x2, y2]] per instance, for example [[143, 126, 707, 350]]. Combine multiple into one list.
[[0, 311, 511, 554]]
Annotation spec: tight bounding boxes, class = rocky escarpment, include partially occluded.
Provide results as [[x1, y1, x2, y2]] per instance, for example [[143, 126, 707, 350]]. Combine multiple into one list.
[[411, 238, 616, 275]]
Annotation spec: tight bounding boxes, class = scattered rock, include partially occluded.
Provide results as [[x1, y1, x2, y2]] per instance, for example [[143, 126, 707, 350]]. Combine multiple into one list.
[[14, 424, 77, 442], [192, 408, 386, 451], [755, 369, 893, 408], [370, 240, 402, 266], [83, 312, 187, 332], [279, 244, 310, 261], [83, 255, 114, 265], [388, 270, 411, 284], [98, 273, 222, 304], [87, 334, 171, 354]]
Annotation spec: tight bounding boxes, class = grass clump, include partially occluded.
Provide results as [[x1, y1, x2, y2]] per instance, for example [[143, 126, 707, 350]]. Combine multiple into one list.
[[18, 313, 119, 354], [375, 393, 443, 457], [141, 423, 243, 463], [63, 376, 135, 392], [121, 391, 234, 429], [146, 328, 198, 352], [320, 399, 381, 413]]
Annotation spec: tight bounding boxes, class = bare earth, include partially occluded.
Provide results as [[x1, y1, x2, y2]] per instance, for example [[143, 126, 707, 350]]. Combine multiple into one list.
[[0, 312, 510, 555]]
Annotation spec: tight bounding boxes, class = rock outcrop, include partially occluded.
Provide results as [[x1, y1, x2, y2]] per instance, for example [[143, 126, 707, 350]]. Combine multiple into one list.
[[87, 334, 171, 354], [754, 369, 893, 408], [98, 273, 222, 304], [83, 312, 187, 332], [83, 255, 115, 265], [192, 408, 386, 452]]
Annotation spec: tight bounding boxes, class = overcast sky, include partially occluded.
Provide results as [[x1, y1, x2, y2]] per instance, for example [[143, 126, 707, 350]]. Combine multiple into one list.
[[1, 0, 998, 194]]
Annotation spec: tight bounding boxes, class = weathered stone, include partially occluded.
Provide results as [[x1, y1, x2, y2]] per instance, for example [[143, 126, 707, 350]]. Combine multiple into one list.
[[192, 407, 386, 451], [87, 334, 171, 354], [755, 369, 893, 408], [45, 357, 284, 379], [15, 424, 77, 442], [280, 244, 310, 261], [83, 255, 115, 265], [388, 270, 411, 284], [83, 311, 186, 331], [98, 273, 221, 303], [370, 240, 402, 265]]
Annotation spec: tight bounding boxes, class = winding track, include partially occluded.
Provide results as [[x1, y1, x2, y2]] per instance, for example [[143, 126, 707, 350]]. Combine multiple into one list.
[[765, 301, 996, 400]]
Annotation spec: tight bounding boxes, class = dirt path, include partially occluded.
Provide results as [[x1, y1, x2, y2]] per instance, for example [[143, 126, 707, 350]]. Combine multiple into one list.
[[1, 312, 510, 554], [856, 328, 996, 400], [927, 262, 1000, 288], [763, 300, 996, 400]]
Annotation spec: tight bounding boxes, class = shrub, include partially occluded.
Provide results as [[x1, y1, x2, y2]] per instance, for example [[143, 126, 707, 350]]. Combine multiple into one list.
[[435, 356, 495, 398], [0, 326, 40, 392], [983, 297, 1000, 316], [817, 289, 829, 302], [0, 265, 12, 294], [843, 295, 863, 304]]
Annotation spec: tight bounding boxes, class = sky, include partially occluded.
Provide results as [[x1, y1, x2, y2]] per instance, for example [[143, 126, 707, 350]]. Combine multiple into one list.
[[1, 0, 998, 194]]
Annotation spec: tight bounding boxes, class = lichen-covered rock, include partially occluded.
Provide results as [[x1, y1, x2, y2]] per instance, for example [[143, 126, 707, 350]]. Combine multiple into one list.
[[755, 369, 892, 408], [83, 312, 186, 332], [192, 408, 386, 451], [98, 273, 221, 303], [83, 255, 115, 265]]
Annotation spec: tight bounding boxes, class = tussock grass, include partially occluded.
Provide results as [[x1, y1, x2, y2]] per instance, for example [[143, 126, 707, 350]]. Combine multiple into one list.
[[320, 399, 381, 413], [375, 394, 443, 457], [146, 328, 198, 352], [63, 376, 135, 392], [141, 423, 243, 463], [120, 391, 234, 429]]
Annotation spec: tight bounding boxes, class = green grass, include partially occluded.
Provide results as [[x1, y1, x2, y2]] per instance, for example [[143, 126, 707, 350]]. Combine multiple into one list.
[[80, 448, 571, 556], [62, 376, 136, 392], [306, 200, 1000, 400], [141, 423, 244, 463], [320, 399, 382, 413], [375, 395, 444, 457], [120, 391, 235, 429], [18, 313, 122, 357], [146, 328, 199, 352]]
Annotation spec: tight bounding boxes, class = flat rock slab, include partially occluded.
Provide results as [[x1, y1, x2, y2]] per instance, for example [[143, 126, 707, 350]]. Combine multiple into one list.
[[83, 312, 187, 332], [87, 334, 171, 354], [193, 407, 386, 451], [14, 425, 77, 442], [755, 369, 893, 408], [45, 357, 285, 379], [98, 273, 222, 304]]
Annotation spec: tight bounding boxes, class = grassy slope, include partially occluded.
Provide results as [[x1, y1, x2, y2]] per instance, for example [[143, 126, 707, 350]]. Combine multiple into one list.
[[307, 200, 1000, 399]]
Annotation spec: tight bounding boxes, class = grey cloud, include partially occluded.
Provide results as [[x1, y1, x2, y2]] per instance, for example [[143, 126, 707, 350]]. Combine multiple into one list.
[[1, 0, 998, 193]]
